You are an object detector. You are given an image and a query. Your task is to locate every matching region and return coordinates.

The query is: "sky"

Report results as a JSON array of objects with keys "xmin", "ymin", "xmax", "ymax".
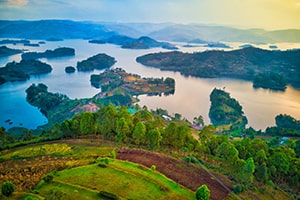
[{"xmin": 0, "ymin": 0, "xmax": 300, "ymax": 30}]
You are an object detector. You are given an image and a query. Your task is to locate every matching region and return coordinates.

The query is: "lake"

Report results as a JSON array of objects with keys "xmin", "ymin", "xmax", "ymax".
[{"xmin": 0, "ymin": 39, "xmax": 300, "ymax": 130}]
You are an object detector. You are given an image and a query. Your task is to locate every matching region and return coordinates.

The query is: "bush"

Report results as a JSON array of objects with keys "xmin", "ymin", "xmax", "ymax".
[
  {"xmin": 43, "ymin": 174, "xmax": 54, "ymax": 183},
  {"xmin": 184, "ymin": 156, "xmax": 191, "ymax": 163},
  {"xmin": 195, "ymin": 184, "xmax": 210, "ymax": 200},
  {"xmin": 98, "ymin": 163, "xmax": 108, "ymax": 168},
  {"xmin": 233, "ymin": 184, "xmax": 244, "ymax": 194},
  {"xmin": 151, "ymin": 165, "xmax": 156, "ymax": 172},
  {"xmin": 1, "ymin": 181, "xmax": 15, "ymax": 197},
  {"xmin": 98, "ymin": 190, "xmax": 119, "ymax": 200}
]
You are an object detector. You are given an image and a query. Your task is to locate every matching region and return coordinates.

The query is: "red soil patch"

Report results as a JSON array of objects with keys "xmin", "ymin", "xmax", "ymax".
[{"xmin": 117, "ymin": 148, "xmax": 232, "ymax": 200}]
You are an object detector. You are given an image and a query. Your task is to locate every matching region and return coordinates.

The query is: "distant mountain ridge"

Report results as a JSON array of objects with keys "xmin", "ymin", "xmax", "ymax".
[{"xmin": 0, "ymin": 20, "xmax": 300, "ymax": 43}]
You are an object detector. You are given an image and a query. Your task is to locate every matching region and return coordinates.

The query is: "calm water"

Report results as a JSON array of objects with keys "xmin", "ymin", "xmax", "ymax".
[{"xmin": 0, "ymin": 40, "xmax": 300, "ymax": 130}]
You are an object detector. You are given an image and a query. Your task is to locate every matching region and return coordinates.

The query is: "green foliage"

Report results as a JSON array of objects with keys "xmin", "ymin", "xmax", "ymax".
[
  {"xmin": 43, "ymin": 174, "xmax": 54, "ymax": 183},
  {"xmin": 1, "ymin": 181, "xmax": 15, "ymax": 197},
  {"xmin": 233, "ymin": 184, "xmax": 244, "ymax": 194},
  {"xmin": 195, "ymin": 184, "xmax": 210, "ymax": 200}
]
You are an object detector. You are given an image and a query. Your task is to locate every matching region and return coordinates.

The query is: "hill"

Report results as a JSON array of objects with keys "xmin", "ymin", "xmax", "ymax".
[{"xmin": 136, "ymin": 47, "xmax": 300, "ymax": 90}]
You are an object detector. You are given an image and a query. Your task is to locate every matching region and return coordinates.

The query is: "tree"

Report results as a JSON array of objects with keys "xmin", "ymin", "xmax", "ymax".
[
  {"xmin": 1, "ymin": 181, "xmax": 15, "ymax": 197},
  {"xmin": 147, "ymin": 129, "xmax": 162, "ymax": 150},
  {"xmin": 80, "ymin": 112, "xmax": 95, "ymax": 135},
  {"xmin": 240, "ymin": 157, "xmax": 255, "ymax": 185},
  {"xmin": 195, "ymin": 184, "xmax": 210, "ymax": 200},
  {"xmin": 255, "ymin": 163, "xmax": 268, "ymax": 183},
  {"xmin": 116, "ymin": 117, "xmax": 130, "ymax": 143},
  {"xmin": 193, "ymin": 115, "xmax": 204, "ymax": 126},
  {"xmin": 132, "ymin": 121, "xmax": 146, "ymax": 146}
]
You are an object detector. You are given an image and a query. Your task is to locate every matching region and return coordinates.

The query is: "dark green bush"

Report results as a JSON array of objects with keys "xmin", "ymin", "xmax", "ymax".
[
  {"xmin": 233, "ymin": 184, "xmax": 244, "ymax": 194},
  {"xmin": 1, "ymin": 181, "xmax": 15, "ymax": 197},
  {"xmin": 43, "ymin": 174, "xmax": 54, "ymax": 183}
]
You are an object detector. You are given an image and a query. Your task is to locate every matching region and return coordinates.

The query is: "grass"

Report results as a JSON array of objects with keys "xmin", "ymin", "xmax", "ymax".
[{"xmin": 36, "ymin": 158, "xmax": 194, "ymax": 200}]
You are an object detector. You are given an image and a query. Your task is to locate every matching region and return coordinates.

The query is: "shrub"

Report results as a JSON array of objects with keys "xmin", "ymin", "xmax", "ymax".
[
  {"xmin": 1, "ymin": 181, "xmax": 15, "ymax": 197},
  {"xmin": 98, "ymin": 163, "xmax": 108, "ymax": 168},
  {"xmin": 110, "ymin": 149, "xmax": 117, "ymax": 159},
  {"xmin": 184, "ymin": 156, "xmax": 191, "ymax": 163},
  {"xmin": 195, "ymin": 184, "xmax": 210, "ymax": 200},
  {"xmin": 233, "ymin": 184, "xmax": 244, "ymax": 194},
  {"xmin": 43, "ymin": 174, "xmax": 54, "ymax": 183},
  {"xmin": 98, "ymin": 190, "xmax": 119, "ymax": 200},
  {"xmin": 151, "ymin": 165, "xmax": 156, "ymax": 172}
]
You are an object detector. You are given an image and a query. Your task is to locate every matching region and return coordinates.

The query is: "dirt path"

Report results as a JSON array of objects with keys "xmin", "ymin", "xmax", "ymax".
[{"xmin": 117, "ymin": 148, "xmax": 232, "ymax": 200}]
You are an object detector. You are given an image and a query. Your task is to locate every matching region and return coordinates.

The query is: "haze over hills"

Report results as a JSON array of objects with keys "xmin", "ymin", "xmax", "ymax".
[{"xmin": 1, "ymin": 20, "xmax": 300, "ymax": 43}]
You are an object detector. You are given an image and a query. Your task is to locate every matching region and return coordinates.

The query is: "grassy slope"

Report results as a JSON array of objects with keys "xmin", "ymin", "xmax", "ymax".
[{"xmin": 35, "ymin": 159, "xmax": 194, "ymax": 200}]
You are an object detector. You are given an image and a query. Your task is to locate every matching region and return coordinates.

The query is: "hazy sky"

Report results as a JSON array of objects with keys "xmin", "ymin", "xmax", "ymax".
[{"xmin": 0, "ymin": 0, "xmax": 300, "ymax": 30}]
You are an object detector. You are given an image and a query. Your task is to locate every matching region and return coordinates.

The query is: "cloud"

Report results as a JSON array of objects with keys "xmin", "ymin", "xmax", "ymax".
[{"xmin": 7, "ymin": 0, "xmax": 28, "ymax": 7}]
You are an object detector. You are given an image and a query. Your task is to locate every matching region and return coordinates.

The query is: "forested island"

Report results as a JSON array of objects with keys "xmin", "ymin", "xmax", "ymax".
[
  {"xmin": 0, "ymin": 59, "xmax": 52, "ymax": 84},
  {"xmin": 209, "ymin": 88, "xmax": 248, "ymax": 132},
  {"xmin": 136, "ymin": 47, "xmax": 300, "ymax": 90},
  {"xmin": 76, "ymin": 53, "xmax": 116, "ymax": 72},
  {"xmin": 21, "ymin": 47, "xmax": 75, "ymax": 60}
]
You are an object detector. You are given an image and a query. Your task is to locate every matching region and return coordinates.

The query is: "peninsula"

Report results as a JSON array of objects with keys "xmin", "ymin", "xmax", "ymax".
[{"xmin": 136, "ymin": 47, "xmax": 300, "ymax": 90}]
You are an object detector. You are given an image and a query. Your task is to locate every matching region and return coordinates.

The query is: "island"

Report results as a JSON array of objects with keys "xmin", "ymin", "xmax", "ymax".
[
  {"xmin": 209, "ymin": 88, "xmax": 248, "ymax": 132},
  {"xmin": 90, "ymin": 68, "xmax": 175, "ymax": 96},
  {"xmin": 0, "ymin": 46, "xmax": 22, "ymax": 57},
  {"xmin": 89, "ymin": 35, "xmax": 178, "ymax": 50},
  {"xmin": 0, "ymin": 59, "xmax": 52, "ymax": 84},
  {"xmin": 253, "ymin": 72, "xmax": 287, "ymax": 91},
  {"xmin": 65, "ymin": 66, "xmax": 76, "ymax": 73},
  {"xmin": 204, "ymin": 42, "xmax": 231, "ymax": 48},
  {"xmin": 136, "ymin": 47, "xmax": 300, "ymax": 90},
  {"xmin": 0, "ymin": 39, "xmax": 30, "ymax": 45},
  {"xmin": 21, "ymin": 47, "xmax": 75, "ymax": 60},
  {"xmin": 76, "ymin": 53, "xmax": 116, "ymax": 72}
]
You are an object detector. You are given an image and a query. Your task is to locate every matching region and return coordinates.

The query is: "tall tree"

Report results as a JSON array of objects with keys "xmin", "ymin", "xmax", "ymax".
[
  {"xmin": 132, "ymin": 121, "xmax": 146, "ymax": 146},
  {"xmin": 116, "ymin": 117, "xmax": 130, "ymax": 143}
]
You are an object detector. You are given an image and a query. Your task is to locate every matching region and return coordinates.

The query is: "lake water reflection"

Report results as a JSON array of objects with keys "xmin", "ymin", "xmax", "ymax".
[{"xmin": 0, "ymin": 39, "xmax": 299, "ymax": 130}]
